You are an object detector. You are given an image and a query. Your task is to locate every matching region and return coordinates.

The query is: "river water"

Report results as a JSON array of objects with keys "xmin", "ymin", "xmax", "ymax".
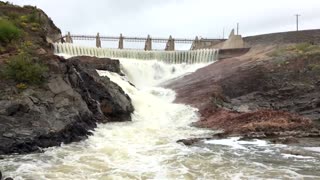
[{"xmin": 1, "ymin": 58, "xmax": 320, "ymax": 179}]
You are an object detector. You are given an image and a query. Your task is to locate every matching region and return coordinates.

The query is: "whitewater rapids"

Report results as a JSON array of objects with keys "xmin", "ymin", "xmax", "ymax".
[{"xmin": 1, "ymin": 58, "xmax": 320, "ymax": 179}]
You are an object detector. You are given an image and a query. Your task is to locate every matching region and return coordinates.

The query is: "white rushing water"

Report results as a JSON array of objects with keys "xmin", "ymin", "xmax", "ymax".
[
  {"xmin": 53, "ymin": 43, "xmax": 219, "ymax": 64},
  {"xmin": 1, "ymin": 51, "xmax": 320, "ymax": 179}
]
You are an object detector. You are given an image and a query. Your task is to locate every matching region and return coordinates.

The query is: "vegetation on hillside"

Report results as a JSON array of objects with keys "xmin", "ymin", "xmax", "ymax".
[
  {"xmin": 269, "ymin": 43, "xmax": 320, "ymax": 72},
  {"xmin": 0, "ymin": 2, "xmax": 49, "ymax": 87},
  {"xmin": 270, "ymin": 43, "xmax": 320, "ymax": 60},
  {"xmin": 2, "ymin": 51, "xmax": 48, "ymax": 85},
  {"xmin": 0, "ymin": 2, "xmax": 42, "ymax": 49},
  {"xmin": 0, "ymin": 18, "xmax": 20, "ymax": 44}
]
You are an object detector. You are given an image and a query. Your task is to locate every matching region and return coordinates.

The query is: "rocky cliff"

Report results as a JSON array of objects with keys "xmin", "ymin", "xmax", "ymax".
[
  {"xmin": 0, "ymin": 2, "xmax": 134, "ymax": 154},
  {"xmin": 0, "ymin": 56, "xmax": 134, "ymax": 154}
]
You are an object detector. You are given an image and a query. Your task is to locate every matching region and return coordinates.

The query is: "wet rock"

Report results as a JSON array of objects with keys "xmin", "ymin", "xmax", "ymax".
[
  {"xmin": 68, "ymin": 56, "xmax": 121, "ymax": 73},
  {"xmin": 0, "ymin": 170, "xmax": 13, "ymax": 180},
  {"xmin": 177, "ymin": 139, "xmax": 197, "ymax": 146},
  {"xmin": 178, "ymin": 134, "xmax": 228, "ymax": 146},
  {"xmin": 270, "ymin": 137, "xmax": 299, "ymax": 144},
  {"xmin": 240, "ymin": 132, "xmax": 267, "ymax": 139},
  {"xmin": 65, "ymin": 57, "xmax": 134, "ymax": 122},
  {"xmin": 177, "ymin": 138, "xmax": 202, "ymax": 146}
]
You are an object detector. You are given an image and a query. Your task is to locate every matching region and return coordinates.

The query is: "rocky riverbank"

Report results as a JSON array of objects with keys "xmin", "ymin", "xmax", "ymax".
[
  {"xmin": 0, "ymin": 55, "xmax": 134, "ymax": 155},
  {"xmin": 0, "ymin": 3, "xmax": 133, "ymax": 155},
  {"xmin": 166, "ymin": 42, "xmax": 320, "ymax": 144}
]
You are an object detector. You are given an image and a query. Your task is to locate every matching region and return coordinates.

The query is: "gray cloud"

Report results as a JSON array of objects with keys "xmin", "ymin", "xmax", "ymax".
[{"xmin": 8, "ymin": 0, "xmax": 320, "ymax": 42}]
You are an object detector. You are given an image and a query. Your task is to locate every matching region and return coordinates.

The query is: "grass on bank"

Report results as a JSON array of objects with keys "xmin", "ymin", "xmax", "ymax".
[
  {"xmin": 269, "ymin": 43, "xmax": 320, "ymax": 68},
  {"xmin": 2, "ymin": 51, "xmax": 48, "ymax": 85},
  {"xmin": 270, "ymin": 43, "xmax": 320, "ymax": 59}
]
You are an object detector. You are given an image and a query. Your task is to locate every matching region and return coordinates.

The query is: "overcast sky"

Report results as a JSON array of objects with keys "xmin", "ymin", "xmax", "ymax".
[{"xmin": 8, "ymin": 0, "xmax": 320, "ymax": 49}]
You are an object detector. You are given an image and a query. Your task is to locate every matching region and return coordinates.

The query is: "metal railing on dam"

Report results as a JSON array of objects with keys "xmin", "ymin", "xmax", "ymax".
[
  {"xmin": 55, "ymin": 32, "xmax": 225, "ymax": 51},
  {"xmin": 54, "ymin": 43, "xmax": 219, "ymax": 64}
]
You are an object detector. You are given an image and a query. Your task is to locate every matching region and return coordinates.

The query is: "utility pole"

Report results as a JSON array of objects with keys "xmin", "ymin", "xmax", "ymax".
[
  {"xmin": 295, "ymin": 14, "xmax": 301, "ymax": 31},
  {"xmin": 237, "ymin": 23, "xmax": 239, "ymax": 35},
  {"xmin": 222, "ymin": 28, "xmax": 225, "ymax": 39}
]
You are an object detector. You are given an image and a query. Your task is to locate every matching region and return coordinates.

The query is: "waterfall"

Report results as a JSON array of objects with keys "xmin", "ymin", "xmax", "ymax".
[{"xmin": 53, "ymin": 43, "xmax": 219, "ymax": 64}]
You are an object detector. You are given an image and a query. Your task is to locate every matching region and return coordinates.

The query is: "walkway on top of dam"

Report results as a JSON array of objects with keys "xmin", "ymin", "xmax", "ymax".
[
  {"xmin": 55, "ymin": 32, "xmax": 226, "ymax": 51},
  {"xmin": 57, "ymin": 34, "xmax": 224, "ymax": 43}
]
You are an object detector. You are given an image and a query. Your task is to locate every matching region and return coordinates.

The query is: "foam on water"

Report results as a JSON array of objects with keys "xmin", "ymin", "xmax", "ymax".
[
  {"xmin": 305, "ymin": 147, "xmax": 320, "ymax": 153},
  {"xmin": 118, "ymin": 58, "xmax": 208, "ymax": 88},
  {"xmin": 204, "ymin": 137, "xmax": 268, "ymax": 150}
]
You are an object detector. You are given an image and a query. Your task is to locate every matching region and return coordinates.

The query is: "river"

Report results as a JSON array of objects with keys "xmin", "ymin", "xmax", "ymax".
[{"xmin": 1, "ymin": 58, "xmax": 320, "ymax": 179}]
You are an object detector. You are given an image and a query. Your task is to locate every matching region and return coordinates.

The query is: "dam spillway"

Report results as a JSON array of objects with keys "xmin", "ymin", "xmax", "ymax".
[{"xmin": 53, "ymin": 43, "xmax": 219, "ymax": 64}]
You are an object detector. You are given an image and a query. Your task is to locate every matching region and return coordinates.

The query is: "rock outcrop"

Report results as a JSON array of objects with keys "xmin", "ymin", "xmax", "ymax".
[
  {"xmin": 0, "ymin": 56, "xmax": 134, "ymax": 155},
  {"xmin": 0, "ymin": 3, "xmax": 134, "ymax": 155},
  {"xmin": 65, "ymin": 56, "xmax": 134, "ymax": 122},
  {"xmin": 166, "ymin": 43, "xmax": 320, "ymax": 142}
]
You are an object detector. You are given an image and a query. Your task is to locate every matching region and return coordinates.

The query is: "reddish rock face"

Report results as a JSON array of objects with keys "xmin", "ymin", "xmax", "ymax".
[
  {"xmin": 166, "ymin": 45, "xmax": 320, "ymax": 138},
  {"xmin": 194, "ymin": 109, "xmax": 313, "ymax": 136}
]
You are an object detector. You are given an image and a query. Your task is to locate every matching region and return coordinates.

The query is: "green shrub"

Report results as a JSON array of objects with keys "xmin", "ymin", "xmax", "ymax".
[
  {"xmin": 0, "ymin": 1, "xmax": 12, "ymax": 6},
  {"xmin": 0, "ymin": 18, "xmax": 20, "ymax": 44},
  {"xmin": 294, "ymin": 43, "xmax": 312, "ymax": 53},
  {"xmin": 28, "ymin": 11, "xmax": 38, "ymax": 23},
  {"xmin": 21, "ymin": 9, "xmax": 39, "ymax": 24},
  {"xmin": 270, "ymin": 43, "xmax": 320, "ymax": 60},
  {"xmin": 19, "ymin": 15, "xmax": 28, "ymax": 22},
  {"xmin": 16, "ymin": 83, "xmax": 28, "ymax": 91},
  {"xmin": 4, "ymin": 12, "xmax": 19, "ymax": 20},
  {"xmin": 2, "ymin": 52, "xmax": 48, "ymax": 84},
  {"xmin": 307, "ymin": 64, "xmax": 320, "ymax": 72}
]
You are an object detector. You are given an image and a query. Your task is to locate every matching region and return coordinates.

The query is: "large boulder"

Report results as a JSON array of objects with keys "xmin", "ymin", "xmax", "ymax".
[
  {"xmin": 65, "ymin": 56, "xmax": 134, "ymax": 122},
  {"xmin": 0, "ymin": 79, "xmax": 95, "ymax": 154}
]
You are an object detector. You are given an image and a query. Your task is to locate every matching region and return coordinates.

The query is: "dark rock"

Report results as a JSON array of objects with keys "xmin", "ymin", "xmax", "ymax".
[
  {"xmin": 0, "ymin": 101, "xmax": 22, "ymax": 116},
  {"xmin": 177, "ymin": 138, "xmax": 201, "ymax": 146},
  {"xmin": 65, "ymin": 57, "xmax": 134, "ymax": 122},
  {"xmin": 68, "ymin": 56, "xmax": 121, "ymax": 74},
  {"xmin": 0, "ymin": 56, "xmax": 134, "ymax": 155},
  {"xmin": 270, "ymin": 137, "xmax": 299, "ymax": 144},
  {"xmin": 6, "ymin": 103, "xmax": 23, "ymax": 116},
  {"xmin": 240, "ymin": 132, "xmax": 267, "ymax": 139},
  {"xmin": 5, "ymin": 178, "xmax": 13, "ymax": 180}
]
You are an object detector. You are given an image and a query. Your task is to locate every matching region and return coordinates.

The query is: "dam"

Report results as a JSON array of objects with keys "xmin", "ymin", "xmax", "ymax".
[{"xmin": 53, "ymin": 43, "xmax": 220, "ymax": 64}]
